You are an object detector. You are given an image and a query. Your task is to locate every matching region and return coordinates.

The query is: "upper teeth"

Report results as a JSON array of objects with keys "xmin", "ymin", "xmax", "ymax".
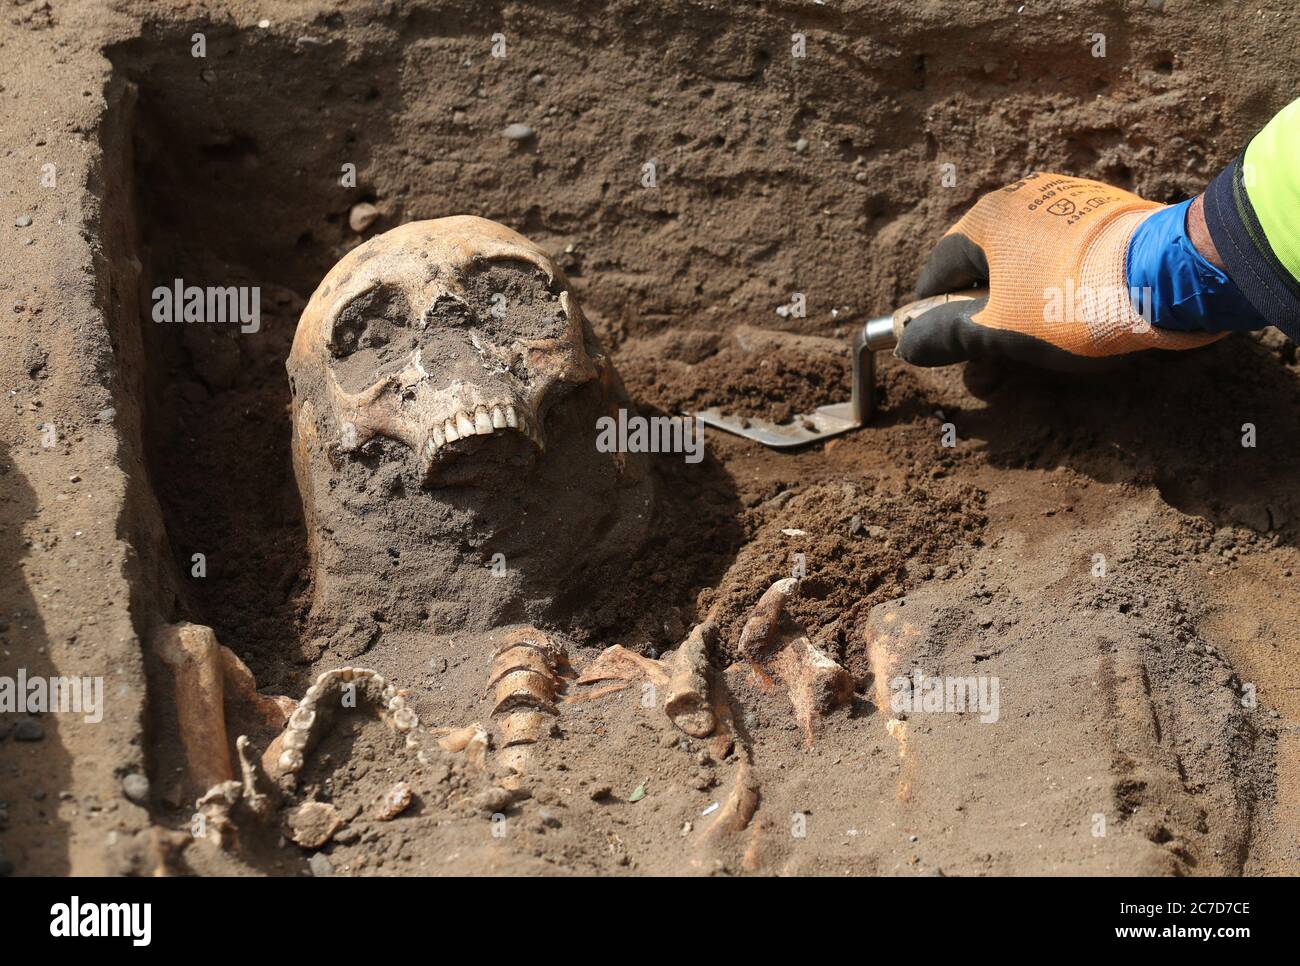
[{"xmin": 425, "ymin": 403, "xmax": 539, "ymax": 459}]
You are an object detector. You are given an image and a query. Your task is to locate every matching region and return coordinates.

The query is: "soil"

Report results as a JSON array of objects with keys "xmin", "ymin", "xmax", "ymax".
[{"xmin": 2, "ymin": 0, "xmax": 1299, "ymax": 877}]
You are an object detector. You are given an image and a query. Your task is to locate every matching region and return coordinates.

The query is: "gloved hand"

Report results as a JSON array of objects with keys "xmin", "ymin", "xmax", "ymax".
[{"xmin": 897, "ymin": 172, "xmax": 1265, "ymax": 370}]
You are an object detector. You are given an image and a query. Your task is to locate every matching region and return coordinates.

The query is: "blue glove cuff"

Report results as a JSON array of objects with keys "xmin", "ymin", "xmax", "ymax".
[{"xmin": 1126, "ymin": 199, "xmax": 1269, "ymax": 333}]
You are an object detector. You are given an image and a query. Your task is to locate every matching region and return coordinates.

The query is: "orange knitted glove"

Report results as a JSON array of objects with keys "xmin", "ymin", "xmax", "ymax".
[{"xmin": 897, "ymin": 173, "xmax": 1225, "ymax": 369}]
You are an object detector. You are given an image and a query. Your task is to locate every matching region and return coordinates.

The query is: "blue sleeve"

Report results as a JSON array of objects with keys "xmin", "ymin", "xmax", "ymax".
[{"xmin": 1125, "ymin": 200, "xmax": 1269, "ymax": 333}]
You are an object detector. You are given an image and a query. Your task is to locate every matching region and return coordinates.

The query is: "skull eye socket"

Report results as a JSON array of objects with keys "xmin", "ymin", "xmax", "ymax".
[
  {"xmin": 327, "ymin": 285, "xmax": 419, "ymax": 394},
  {"xmin": 328, "ymin": 285, "xmax": 412, "ymax": 359},
  {"xmin": 422, "ymin": 260, "xmax": 569, "ymax": 345}
]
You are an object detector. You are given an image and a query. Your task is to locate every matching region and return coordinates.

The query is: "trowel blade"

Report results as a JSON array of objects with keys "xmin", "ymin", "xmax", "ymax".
[{"xmin": 696, "ymin": 401, "xmax": 859, "ymax": 448}]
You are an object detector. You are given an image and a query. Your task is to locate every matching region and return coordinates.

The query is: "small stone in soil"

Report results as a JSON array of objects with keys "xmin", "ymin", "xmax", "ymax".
[
  {"xmin": 308, "ymin": 853, "xmax": 333, "ymax": 876},
  {"xmin": 471, "ymin": 786, "xmax": 516, "ymax": 815},
  {"xmin": 121, "ymin": 773, "xmax": 150, "ymax": 804},
  {"xmin": 538, "ymin": 808, "xmax": 562, "ymax": 828},
  {"xmin": 15, "ymin": 215, "xmax": 32, "ymax": 228},
  {"xmin": 287, "ymin": 801, "xmax": 342, "ymax": 848},
  {"xmin": 13, "ymin": 718, "xmax": 44, "ymax": 741},
  {"xmin": 348, "ymin": 202, "xmax": 379, "ymax": 233},
  {"xmin": 502, "ymin": 123, "xmax": 534, "ymax": 141},
  {"xmin": 374, "ymin": 780, "xmax": 413, "ymax": 820}
]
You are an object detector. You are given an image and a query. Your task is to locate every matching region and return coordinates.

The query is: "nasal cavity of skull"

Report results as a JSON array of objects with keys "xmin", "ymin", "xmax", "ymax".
[
  {"xmin": 424, "ymin": 261, "xmax": 567, "ymax": 381},
  {"xmin": 328, "ymin": 285, "xmax": 417, "ymax": 393}
]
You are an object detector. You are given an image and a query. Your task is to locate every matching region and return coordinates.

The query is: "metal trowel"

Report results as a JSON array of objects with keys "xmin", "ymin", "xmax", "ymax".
[{"xmin": 695, "ymin": 288, "xmax": 988, "ymax": 448}]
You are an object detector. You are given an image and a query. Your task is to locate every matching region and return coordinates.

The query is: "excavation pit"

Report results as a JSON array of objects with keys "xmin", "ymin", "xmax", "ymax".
[{"xmin": 3, "ymin": 1, "xmax": 1298, "ymax": 877}]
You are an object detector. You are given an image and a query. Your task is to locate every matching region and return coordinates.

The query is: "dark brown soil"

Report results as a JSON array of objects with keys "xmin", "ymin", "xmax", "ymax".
[{"xmin": 2, "ymin": 0, "xmax": 1299, "ymax": 877}]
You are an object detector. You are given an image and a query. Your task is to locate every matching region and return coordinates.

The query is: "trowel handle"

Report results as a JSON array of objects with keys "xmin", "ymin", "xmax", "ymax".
[
  {"xmin": 850, "ymin": 288, "xmax": 990, "ymax": 425},
  {"xmin": 860, "ymin": 287, "xmax": 991, "ymax": 351}
]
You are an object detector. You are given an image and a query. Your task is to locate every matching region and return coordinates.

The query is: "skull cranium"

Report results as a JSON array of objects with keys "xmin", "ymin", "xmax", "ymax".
[
  {"xmin": 287, "ymin": 216, "xmax": 653, "ymax": 638},
  {"xmin": 288, "ymin": 216, "xmax": 600, "ymax": 487}
]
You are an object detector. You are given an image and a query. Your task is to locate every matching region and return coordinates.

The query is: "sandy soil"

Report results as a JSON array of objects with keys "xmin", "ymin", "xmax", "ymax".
[{"xmin": 1, "ymin": 0, "xmax": 1298, "ymax": 876}]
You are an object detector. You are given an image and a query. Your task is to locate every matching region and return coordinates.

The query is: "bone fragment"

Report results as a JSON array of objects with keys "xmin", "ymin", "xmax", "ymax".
[
  {"xmin": 740, "ymin": 579, "xmax": 853, "ymax": 743},
  {"xmin": 488, "ymin": 628, "xmax": 565, "ymax": 771},
  {"xmin": 738, "ymin": 577, "xmax": 799, "ymax": 661},
  {"xmin": 664, "ymin": 622, "xmax": 718, "ymax": 738},
  {"xmin": 286, "ymin": 801, "xmax": 341, "ymax": 849}
]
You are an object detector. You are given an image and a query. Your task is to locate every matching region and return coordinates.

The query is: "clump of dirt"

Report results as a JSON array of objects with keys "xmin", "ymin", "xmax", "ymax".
[
  {"xmin": 621, "ymin": 328, "xmax": 853, "ymax": 425},
  {"xmin": 702, "ymin": 480, "xmax": 987, "ymax": 672}
]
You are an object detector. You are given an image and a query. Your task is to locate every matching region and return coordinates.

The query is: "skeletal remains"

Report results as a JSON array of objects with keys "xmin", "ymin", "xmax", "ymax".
[{"xmin": 150, "ymin": 216, "xmax": 856, "ymax": 866}]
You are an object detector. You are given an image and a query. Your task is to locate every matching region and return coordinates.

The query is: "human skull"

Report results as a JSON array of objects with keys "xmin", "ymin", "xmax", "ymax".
[
  {"xmin": 288, "ymin": 216, "xmax": 603, "ymax": 487},
  {"xmin": 286, "ymin": 216, "xmax": 652, "ymax": 638}
]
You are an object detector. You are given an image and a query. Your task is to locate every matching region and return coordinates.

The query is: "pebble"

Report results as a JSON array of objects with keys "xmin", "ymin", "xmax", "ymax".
[
  {"xmin": 502, "ymin": 123, "xmax": 534, "ymax": 141},
  {"xmin": 308, "ymin": 853, "xmax": 333, "ymax": 876},
  {"xmin": 374, "ymin": 781, "xmax": 413, "ymax": 820},
  {"xmin": 471, "ymin": 786, "xmax": 516, "ymax": 814},
  {"xmin": 95, "ymin": 407, "xmax": 116, "ymax": 423},
  {"xmin": 348, "ymin": 202, "xmax": 379, "ymax": 233},
  {"xmin": 13, "ymin": 718, "xmax": 43, "ymax": 742},
  {"xmin": 538, "ymin": 808, "xmax": 562, "ymax": 828},
  {"xmin": 589, "ymin": 784, "xmax": 612, "ymax": 801},
  {"xmin": 121, "ymin": 773, "xmax": 150, "ymax": 804},
  {"xmin": 794, "ymin": 138, "xmax": 809, "ymax": 153},
  {"xmin": 14, "ymin": 215, "xmax": 32, "ymax": 228},
  {"xmin": 286, "ymin": 801, "xmax": 342, "ymax": 848}
]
